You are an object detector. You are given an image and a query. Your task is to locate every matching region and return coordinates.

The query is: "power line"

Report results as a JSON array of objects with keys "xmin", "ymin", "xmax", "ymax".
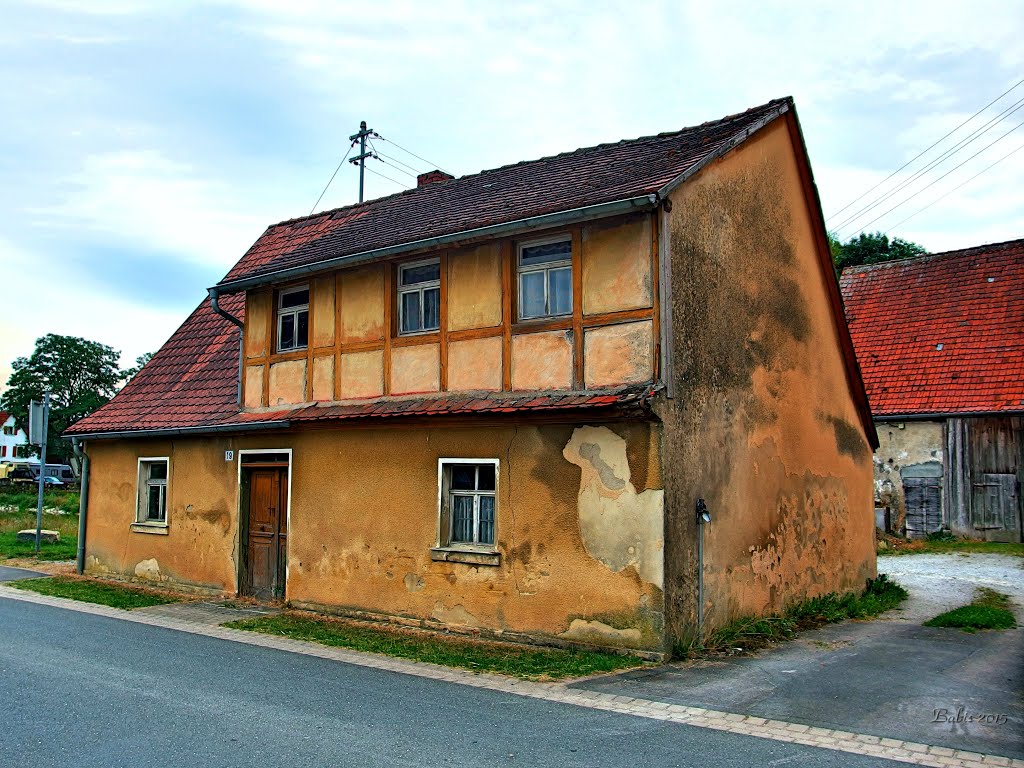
[
  {"xmin": 847, "ymin": 119, "xmax": 1024, "ymax": 234},
  {"xmin": 364, "ymin": 164, "xmax": 409, "ymax": 189},
  {"xmin": 886, "ymin": 140, "xmax": 1024, "ymax": 233},
  {"xmin": 370, "ymin": 144, "xmax": 424, "ymax": 175},
  {"xmin": 309, "ymin": 140, "xmax": 356, "ymax": 215},
  {"xmin": 373, "ymin": 155, "xmax": 418, "ymax": 178},
  {"xmin": 833, "ymin": 95, "xmax": 1024, "ymax": 234},
  {"xmin": 374, "ymin": 133, "xmax": 450, "ymax": 175},
  {"xmin": 827, "ymin": 76, "xmax": 1024, "ymax": 221}
]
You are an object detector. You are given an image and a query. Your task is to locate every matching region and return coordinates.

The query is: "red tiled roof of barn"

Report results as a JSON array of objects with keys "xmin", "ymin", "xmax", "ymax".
[
  {"xmin": 218, "ymin": 98, "xmax": 792, "ymax": 288},
  {"xmin": 840, "ymin": 238, "xmax": 1024, "ymax": 417}
]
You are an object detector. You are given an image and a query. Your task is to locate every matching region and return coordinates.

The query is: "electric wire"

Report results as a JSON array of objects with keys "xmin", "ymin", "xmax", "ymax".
[
  {"xmin": 848, "ymin": 119, "xmax": 1024, "ymax": 234},
  {"xmin": 374, "ymin": 132, "xmax": 450, "ymax": 175},
  {"xmin": 309, "ymin": 140, "xmax": 357, "ymax": 215},
  {"xmin": 833, "ymin": 94, "xmax": 1024, "ymax": 234},
  {"xmin": 374, "ymin": 155, "xmax": 418, "ymax": 178},
  {"xmin": 368, "ymin": 141, "xmax": 424, "ymax": 175},
  {"xmin": 886, "ymin": 140, "xmax": 1024, "ymax": 233},
  {"xmin": 827, "ymin": 76, "xmax": 1024, "ymax": 221},
  {"xmin": 364, "ymin": 164, "xmax": 409, "ymax": 189}
]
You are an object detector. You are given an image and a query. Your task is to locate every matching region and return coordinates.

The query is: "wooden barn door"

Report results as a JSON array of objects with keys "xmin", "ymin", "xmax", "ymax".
[
  {"xmin": 967, "ymin": 417, "xmax": 1022, "ymax": 543},
  {"xmin": 242, "ymin": 467, "xmax": 289, "ymax": 600}
]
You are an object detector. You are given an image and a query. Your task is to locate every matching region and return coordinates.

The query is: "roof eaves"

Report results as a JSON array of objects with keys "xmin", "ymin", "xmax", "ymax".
[
  {"xmin": 212, "ymin": 193, "xmax": 659, "ymax": 295},
  {"xmin": 64, "ymin": 420, "xmax": 291, "ymax": 441},
  {"xmin": 655, "ymin": 100, "xmax": 791, "ymax": 200}
]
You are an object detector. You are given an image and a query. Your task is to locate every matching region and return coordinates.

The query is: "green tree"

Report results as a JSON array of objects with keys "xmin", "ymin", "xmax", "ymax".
[
  {"xmin": 1, "ymin": 335, "xmax": 122, "ymax": 463},
  {"xmin": 121, "ymin": 352, "xmax": 154, "ymax": 383},
  {"xmin": 831, "ymin": 231, "xmax": 928, "ymax": 274}
]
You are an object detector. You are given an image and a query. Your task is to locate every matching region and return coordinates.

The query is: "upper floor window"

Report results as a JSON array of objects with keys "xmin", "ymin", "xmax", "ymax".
[
  {"xmin": 398, "ymin": 259, "xmax": 440, "ymax": 335},
  {"xmin": 277, "ymin": 286, "xmax": 309, "ymax": 352},
  {"xmin": 2, "ymin": 426, "xmax": 13, "ymax": 435},
  {"xmin": 518, "ymin": 237, "xmax": 572, "ymax": 320}
]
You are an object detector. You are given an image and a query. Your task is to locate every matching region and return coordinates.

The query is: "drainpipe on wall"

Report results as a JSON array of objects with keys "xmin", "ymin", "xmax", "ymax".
[
  {"xmin": 72, "ymin": 437, "xmax": 89, "ymax": 575},
  {"xmin": 208, "ymin": 288, "xmax": 246, "ymax": 405},
  {"xmin": 696, "ymin": 498, "xmax": 712, "ymax": 644}
]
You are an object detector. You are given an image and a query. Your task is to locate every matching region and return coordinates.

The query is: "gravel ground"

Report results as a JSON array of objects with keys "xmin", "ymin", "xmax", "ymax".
[{"xmin": 878, "ymin": 553, "xmax": 1024, "ymax": 622}]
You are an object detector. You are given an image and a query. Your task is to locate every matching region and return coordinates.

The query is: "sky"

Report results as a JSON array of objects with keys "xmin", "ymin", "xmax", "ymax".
[{"xmin": 2, "ymin": 0, "xmax": 1022, "ymax": 390}]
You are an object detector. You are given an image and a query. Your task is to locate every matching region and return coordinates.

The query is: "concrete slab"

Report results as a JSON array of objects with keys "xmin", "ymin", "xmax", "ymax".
[
  {"xmin": 572, "ymin": 553, "xmax": 1024, "ymax": 760},
  {"xmin": 0, "ymin": 565, "xmax": 50, "ymax": 582}
]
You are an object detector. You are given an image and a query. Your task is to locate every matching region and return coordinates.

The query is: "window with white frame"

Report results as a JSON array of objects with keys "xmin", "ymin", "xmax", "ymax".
[
  {"xmin": 277, "ymin": 285, "xmax": 309, "ymax": 352},
  {"xmin": 137, "ymin": 459, "xmax": 168, "ymax": 524},
  {"xmin": 398, "ymin": 259, "xmax": 440, "ymax": 335},
  {"xmin": 439, "ymin": 460, "xmax": 497, "ymax": 548},
  {"xmin": 518, "ymin": 236, "xmax": 572, "ymax": 320}
]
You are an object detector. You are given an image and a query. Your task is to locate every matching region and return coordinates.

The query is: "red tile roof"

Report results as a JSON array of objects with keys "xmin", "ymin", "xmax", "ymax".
[
  {"xmin": 840, "ymin": 238, "xmax": 1024, "ymax": 417},
  {"xmin": 66, "ymin": 294, "xmax": 246, "ymax": 435},
  {"xmin": 218, "ymin": 98, "xmax": 791, "ymax": 288}
]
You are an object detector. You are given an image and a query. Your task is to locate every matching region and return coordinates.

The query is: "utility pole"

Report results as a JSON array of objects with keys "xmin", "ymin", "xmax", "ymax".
[{"xmin": 348, "ymin": 120, "xmax": 373, "ymax": 203}]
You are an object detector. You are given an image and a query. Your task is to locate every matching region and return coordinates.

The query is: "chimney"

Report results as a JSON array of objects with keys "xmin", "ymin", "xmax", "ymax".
[{"xmin": 417, "ymin": 169, "xmax": 454, "ymax": 188}]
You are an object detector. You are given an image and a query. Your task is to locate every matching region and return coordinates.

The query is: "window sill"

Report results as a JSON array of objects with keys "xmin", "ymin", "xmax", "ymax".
[
  {"xmin": 430, "ymin": 547, "xmax": 500, "ymax": 567},
  {"xmin": 130, "ymin": 522, "xmax": 169, "ymax": 535}
]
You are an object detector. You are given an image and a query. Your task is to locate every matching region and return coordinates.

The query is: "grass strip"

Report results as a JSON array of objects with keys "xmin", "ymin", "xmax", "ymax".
[
  {"xmin": 0, "ymin": 489, "xmax": 80, "ymax": 516},
  {"xmin": 10, "ymin": 576, "xmax": 182, "ymax": 610},
  {"xmin": 225, "ymin": 613, "xmax": 646, "ymax": 681},
  {"xmin": 923, "ymin": 587, "xmax": 1017, "ymax": 632},
  {"xmin": 679, "ymin": 574, "xmax": 909, "ymax": 657},
  {"xmin": 878, "ymin": 534, "xmax": 1024, "ymax": 557},
  {"xmin": 0, "ymin": 531, "xmax": 77, "ymax": 561}
]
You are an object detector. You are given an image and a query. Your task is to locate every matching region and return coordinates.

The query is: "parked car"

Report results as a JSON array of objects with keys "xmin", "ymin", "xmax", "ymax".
[{"xmin": 42, "ymin": 476, "xmax": 65, "ymax": 487}]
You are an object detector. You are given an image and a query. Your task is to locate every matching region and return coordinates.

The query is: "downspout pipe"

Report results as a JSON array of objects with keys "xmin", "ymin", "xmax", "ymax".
[
  {"xmin": 72, "ymin": 437, "xmax": 89, "ymax": 575},
  {"xmin": 208, "ymin": 288, "xmax": 245, "ymax": 405}
]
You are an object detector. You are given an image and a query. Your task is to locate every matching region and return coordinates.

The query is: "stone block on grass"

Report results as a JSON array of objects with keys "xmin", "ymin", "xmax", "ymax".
[{"xmin": 16, "ymin": 529, "xmax": 60, "ymax": 543}]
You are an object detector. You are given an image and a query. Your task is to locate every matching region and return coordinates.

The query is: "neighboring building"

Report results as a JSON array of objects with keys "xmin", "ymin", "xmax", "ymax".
[
  {"xmin": 841, "ymin": 239, "xmax": 1023, "ymax": 542},
  {"xmin": 0, "ymin": 412, "xmax": 28, "ymax": 461},
  {"xmin": 67, "ymin": 97, "xmax": 877, "ymax": 655}
]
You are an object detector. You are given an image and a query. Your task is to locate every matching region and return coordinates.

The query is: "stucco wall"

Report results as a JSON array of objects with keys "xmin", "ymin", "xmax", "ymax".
[
  {"xmin": 658, "ymin": 115, "xmax": 876, "ymax": 644},
  {"xmin": 873, "ymin": 420, "xmax": 944, "ymax": 534},
  {"xmin": 82, "ymin": 421, "xmax": 666, "ymax": 651}
]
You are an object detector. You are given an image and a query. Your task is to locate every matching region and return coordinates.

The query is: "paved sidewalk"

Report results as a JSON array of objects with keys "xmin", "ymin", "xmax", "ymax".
[
  {"xmin": 134, "ymin": 599, "xmax": 281, "ymax": 626},
  {"xmin": 2, "ymin": 584, "xmax": 1019, "ymax": 768}
]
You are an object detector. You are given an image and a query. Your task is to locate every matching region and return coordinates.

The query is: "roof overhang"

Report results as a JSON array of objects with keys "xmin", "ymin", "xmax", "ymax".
[
  {"xmin": 212, "ymin": 193, "xmax": 660, "ymax": 295},
  {"xmin": 874, "ymin": 410, "xmax": 1024, "ymax": 422},
  {"xmin": 64, "ymin": 420, "xmax": 290, "ymax": 441}
]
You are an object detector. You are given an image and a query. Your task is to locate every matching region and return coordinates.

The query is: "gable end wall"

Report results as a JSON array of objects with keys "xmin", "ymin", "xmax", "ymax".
[{"xmin": 657, "ymin": 115, "xmax": 876, "ymax": 645}]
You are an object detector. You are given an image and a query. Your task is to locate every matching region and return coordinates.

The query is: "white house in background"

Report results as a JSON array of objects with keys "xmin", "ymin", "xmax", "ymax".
[{"xmin": 0, "ymin": 411, "xmax": 28, "ymax": 461}]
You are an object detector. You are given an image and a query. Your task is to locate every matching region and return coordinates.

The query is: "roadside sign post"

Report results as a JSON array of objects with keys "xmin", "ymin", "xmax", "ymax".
[{"xmin": 29, "ymin": 394, "xmax": 51, "ymax": 554}]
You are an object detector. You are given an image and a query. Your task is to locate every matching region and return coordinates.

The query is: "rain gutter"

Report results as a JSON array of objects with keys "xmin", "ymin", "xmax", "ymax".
[
  {"xmin": 64, "ymin": 420, "xmax": 290, "ymax": 441},
  {"xmin": 208, "ymin": 289, "xmax": 246, "ymax": 405}
]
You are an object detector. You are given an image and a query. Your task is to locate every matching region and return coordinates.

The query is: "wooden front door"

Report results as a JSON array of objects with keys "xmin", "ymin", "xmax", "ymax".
[{"xmin": 243, "ymin": 468, "xmax": 288, "ymax": 600}]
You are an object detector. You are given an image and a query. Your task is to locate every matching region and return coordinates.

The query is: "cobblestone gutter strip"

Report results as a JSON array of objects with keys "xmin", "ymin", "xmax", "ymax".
[{"xmin": 3, "ymin": 586, "xmax": 1020, "ymax": 768}]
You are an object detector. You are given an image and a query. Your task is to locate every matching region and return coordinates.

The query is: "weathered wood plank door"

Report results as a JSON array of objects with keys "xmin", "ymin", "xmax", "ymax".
[
  {"xmin": 244, "ymin": 468, "xmax": 288, "ymax": 600},
  {"xmin": 967, "ymin": 417, "xmax": 1023, "ymax": 543},
  {"xmin": 904, "ymin": 477, "xmax": 942, "ymax": 539}
]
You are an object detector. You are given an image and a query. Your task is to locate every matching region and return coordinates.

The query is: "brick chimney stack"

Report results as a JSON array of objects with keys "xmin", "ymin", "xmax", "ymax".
[{"xmin": 417, "ymin": 170, "xmax": 455, "ymax": 187}]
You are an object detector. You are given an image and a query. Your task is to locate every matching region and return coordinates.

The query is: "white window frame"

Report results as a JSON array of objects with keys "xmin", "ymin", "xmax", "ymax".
[
  {"xmin": 397, "ymin": 258, "xmax": 441, "ymax": 336},
  {"xmin": 517, "ymin": 234, "xmax": 572, "ymax": 321},
  {"xmin": 133, "ymin": 457, "xmax": 169, "ymax": 532},
  {"xmin": 276, "ymin": 285, "xmax": 309, "ymax": 353},
  {"xmin": 435, "ymin": 458, "xmax": 499, "ymax": 552}
]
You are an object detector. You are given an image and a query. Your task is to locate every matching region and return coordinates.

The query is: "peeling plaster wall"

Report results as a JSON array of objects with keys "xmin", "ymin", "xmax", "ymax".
[
  {"xmin": 658, "ymin": 117, "xmax": 875, "ymax": 644},
  {"xmin": 82, "ymin": 421, "xmax": 666, "ymax": 651},
  {"xmin": 83, "ymin": 439, "xmax": 240, "ymax": 593},
  {"xmin": 873, "ymin": 420, "xmax": 945, "ymax": 534}
]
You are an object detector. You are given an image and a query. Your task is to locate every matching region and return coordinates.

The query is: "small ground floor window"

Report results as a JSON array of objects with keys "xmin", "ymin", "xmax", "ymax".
[
  {"xmin": 438, "ymin": 460, "xmax": 498, "ymax": 548},
  {"xmin": 137, "ymin": 458, "xmax": 169, "ymax": 525}
]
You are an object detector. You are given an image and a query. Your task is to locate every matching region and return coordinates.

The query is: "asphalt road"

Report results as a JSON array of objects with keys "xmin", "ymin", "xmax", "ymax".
[{"xmin": 0, "ymin": 598, "xmax": 898, "ymax": 768}]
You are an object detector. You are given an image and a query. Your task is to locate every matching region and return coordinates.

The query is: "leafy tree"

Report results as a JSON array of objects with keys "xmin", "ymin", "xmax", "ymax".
[
  {"xmin": 1, "ymin": 335, "xmax": 122, "ymax": 463},
  {"xmin": 831, "ymin": 231, "xmax": 928, "ymax": 274},
  {"xmin": 121, "ymin": 352, "xmax": 154, "ymax": 383}
]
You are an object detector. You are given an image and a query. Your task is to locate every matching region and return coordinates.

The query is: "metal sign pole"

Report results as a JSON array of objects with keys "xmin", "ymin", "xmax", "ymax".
[{"xmin": 34, "ymin": 393, "xmax": 50, "ymax": 553}]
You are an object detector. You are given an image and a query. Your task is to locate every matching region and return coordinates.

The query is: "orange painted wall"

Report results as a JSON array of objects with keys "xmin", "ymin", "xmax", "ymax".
[
  {"xmin": 659, "ymin": 115, "xmax": 876, "ymax": 642},
  {"xmin": 82, "ymin": 421, "xmax": 666, "ymax": 652}
]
